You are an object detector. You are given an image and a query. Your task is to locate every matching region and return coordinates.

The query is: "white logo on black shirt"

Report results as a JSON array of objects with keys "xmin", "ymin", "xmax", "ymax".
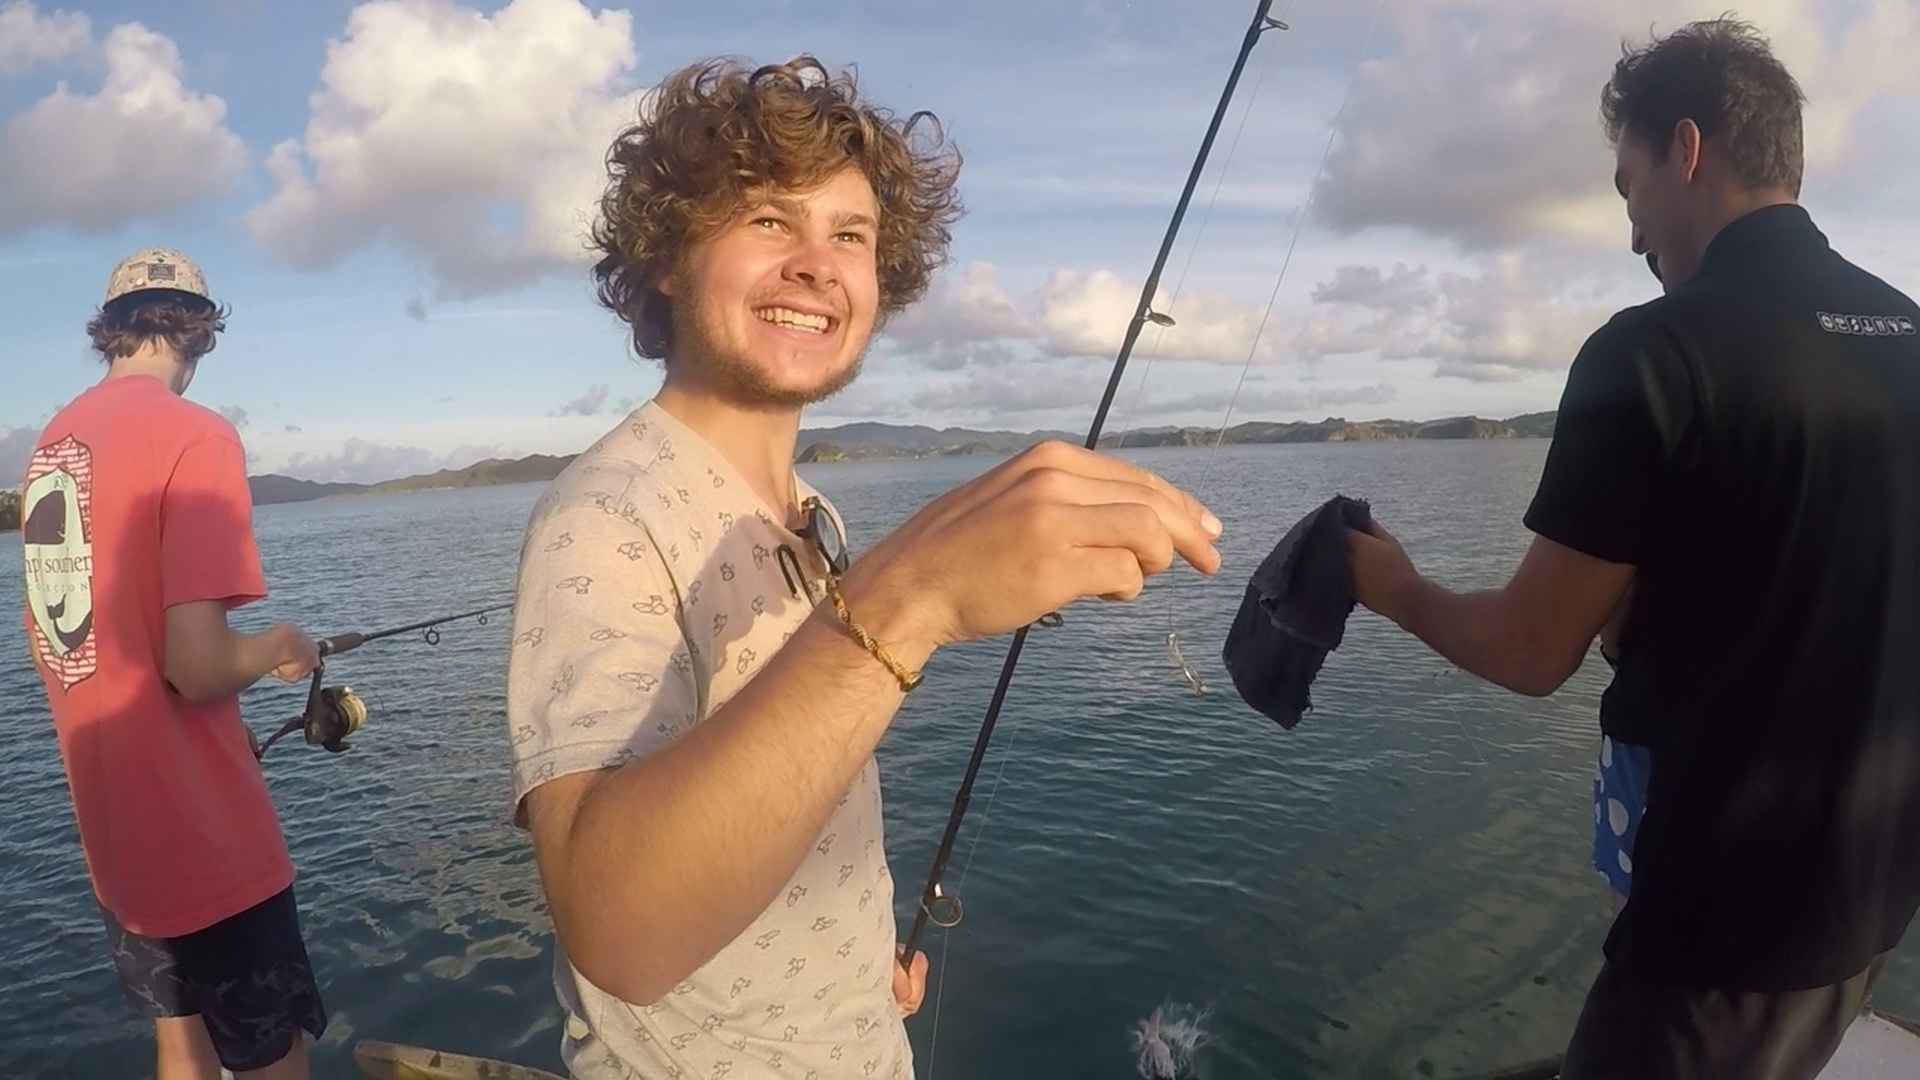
[{"xmin": 1817, "ymin": 311, "xmax": 1917, "ymax": 336}]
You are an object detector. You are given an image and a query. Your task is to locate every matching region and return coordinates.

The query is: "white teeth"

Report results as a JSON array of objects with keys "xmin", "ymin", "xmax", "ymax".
[{"xmin": 755, "ymin": 306, "xmax": 830, "ymax": 334}]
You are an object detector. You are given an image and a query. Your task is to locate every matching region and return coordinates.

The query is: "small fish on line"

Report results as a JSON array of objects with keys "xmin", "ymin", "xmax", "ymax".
[{"xmin": 1168, "ymin": 632, "xmax": 1206, "ymax": 696}]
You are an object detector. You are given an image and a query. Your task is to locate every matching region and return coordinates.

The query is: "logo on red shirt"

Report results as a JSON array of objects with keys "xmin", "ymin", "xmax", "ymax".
[{"xmin": 24, "ymin": 435, "xmax": 98, "ymax": 690}]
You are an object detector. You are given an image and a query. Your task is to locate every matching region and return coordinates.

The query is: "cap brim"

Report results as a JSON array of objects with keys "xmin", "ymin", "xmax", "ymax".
[{"xmin": 104, "ymin": 288, "xmax": 216, "ymax": 313}]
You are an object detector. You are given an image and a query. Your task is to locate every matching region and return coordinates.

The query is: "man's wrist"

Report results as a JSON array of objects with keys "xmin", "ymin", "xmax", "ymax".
[
  {"xmin": 259, "ymin": 623, "xmax": 304, "ymax": 674},
  {"xmin": 1379, "ymin": 572, "xmax": 1431, "ymax": 630},
  {"xmin": 263, "ymin": 623, "xmax": 295, "ymax": 663},
  {"xmin": 830, "ymin": 565, "xmax": 939, "ymax": 677}
]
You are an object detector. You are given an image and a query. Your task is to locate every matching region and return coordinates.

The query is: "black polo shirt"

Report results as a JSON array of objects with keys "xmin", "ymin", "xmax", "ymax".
[{"xmin": 1525, "ymin": 204, "xmax": 1920, "ymax": 991}]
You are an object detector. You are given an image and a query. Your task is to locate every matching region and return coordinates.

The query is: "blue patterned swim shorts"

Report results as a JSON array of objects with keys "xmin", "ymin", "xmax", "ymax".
[{"xmin": 1593, "ymin": 734, "xmax": 1652, "ymax": 897}]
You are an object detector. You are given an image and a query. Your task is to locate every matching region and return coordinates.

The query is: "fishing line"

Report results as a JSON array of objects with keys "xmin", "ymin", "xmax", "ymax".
[
  {"xmin": 1111, "ymin": 45, "xmax": 1275, "ymax": 696},
  {"xmin": 1165, "ymin": 0, "xmax": 1487, "ymax": 771},
  {"xmin": 923, "ymin": 600, "xmax": 1057, "ymax": 1079},
  {"xmin": 1112, "ymin": 55, "xmax": 1274, "ymax": 453},
  {"xmin": 1147, "ymin": 0, "xmax": 1389, "ymax": 707},
  {"xmin": 902, "ymin": 0, "xmax": 1294, "ymax": 1014},
  {"xmin": 921, "ymin": 668, "xmax": 1031, "ymax": 1080},
  {"xmin": 926, "ymin": 903, "xmax": 954, "ymax": 1074},
  {"xmin": 1429, "ymin": 669, "xmax": 1492, "ymax": 768},
  {"xmin": 923, "ymin": 44, "xmax": 1283, "ymax": 1067},
  {"xmin": 1103, "ymin": 0, "xmax": 1390, "ymax": 706},
  {"xmin": 1196, "ymin": 0, "xmax": 1387, "ymax": 497}
]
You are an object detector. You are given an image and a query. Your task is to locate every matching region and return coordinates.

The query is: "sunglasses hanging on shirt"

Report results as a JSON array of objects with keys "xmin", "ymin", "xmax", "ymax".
[
  {"xmin": 777, "ymin": 497, "xmax": 846, "ymax": 600},
  {"xmin": 775, "ymin": 494, "xmax": 1064, "ymax": 630}
]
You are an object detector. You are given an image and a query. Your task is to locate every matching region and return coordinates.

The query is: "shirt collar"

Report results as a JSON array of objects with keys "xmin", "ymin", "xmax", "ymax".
[{"xmin": 1696, "ymin": 203, "xmax": 1827, "ymax": 281}]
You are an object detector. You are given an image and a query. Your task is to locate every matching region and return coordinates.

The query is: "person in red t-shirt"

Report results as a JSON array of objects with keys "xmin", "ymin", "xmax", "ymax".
[{"xmin": 22, "ymin": 248, "xmax": 328, "ymax": 1079}]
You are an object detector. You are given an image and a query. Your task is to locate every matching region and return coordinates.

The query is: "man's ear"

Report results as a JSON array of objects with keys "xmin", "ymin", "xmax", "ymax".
[{"xmin": 1672, "ymin": 118, "xmax": 1704, "ymax": 184}]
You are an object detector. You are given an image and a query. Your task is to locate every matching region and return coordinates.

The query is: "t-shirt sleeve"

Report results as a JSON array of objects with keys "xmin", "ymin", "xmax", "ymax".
[
  {"xmin": 1523, "ymin": 313, "xmax": 1694, "ymax": 565},
  {"xmin": 160, "ymin": 432, "xmax": 267, "ymax": 610},
  {"xmin": 504, "ymin": 484, "xmax": 702, "ymax": 826}
]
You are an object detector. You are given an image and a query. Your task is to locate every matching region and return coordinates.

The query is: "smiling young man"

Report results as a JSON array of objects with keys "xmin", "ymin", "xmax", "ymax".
[
  {"xmin": 505, "ymin": 57, "xmax": 1222, "ymax": 1079},
  {"xmin": 1345, "ymin": 19, "xmax": 1920, "ymax": 1078}
]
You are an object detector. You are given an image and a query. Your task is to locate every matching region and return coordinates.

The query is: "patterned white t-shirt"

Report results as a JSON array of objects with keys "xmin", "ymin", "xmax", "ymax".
[{"xmin": 505, "ymin": 401, "xmax": 910, "ymax": 1080}]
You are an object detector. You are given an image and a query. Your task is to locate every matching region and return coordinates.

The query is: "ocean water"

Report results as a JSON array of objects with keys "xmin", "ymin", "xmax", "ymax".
[{"xmin": 2, "ymin": 440, "xmax": 1914, "ymax": 1078}]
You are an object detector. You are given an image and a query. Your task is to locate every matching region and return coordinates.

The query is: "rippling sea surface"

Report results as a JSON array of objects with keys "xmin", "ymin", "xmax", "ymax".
[{"xmin": 3, "ymin": 440, "xmax": 1914, "ymax": 1078}]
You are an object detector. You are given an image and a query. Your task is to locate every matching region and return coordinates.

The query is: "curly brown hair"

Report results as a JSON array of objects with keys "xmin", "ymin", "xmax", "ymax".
[
  {"xmin": 591, "ymin": 55, "xmax": 964, "ymax": 360},
  {"xmin": 86, "ymin": 293, "xmax": 228, "ymax": 364},
  {"xmin": 1601, "ymin": 17, "xmax": 1806, "ymax": 196}
]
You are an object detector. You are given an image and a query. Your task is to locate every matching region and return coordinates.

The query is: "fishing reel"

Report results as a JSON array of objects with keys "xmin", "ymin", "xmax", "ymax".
[
  {"xmin": 255, "ymin": 665, "xmax": 368, "ymax": 758},
  {"xmin": 302, "ymin": 679, "xmax": 368, "ymax": 753}
]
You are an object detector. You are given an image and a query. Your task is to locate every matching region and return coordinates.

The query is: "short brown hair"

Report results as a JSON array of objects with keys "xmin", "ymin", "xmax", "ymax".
[
  {"xmin": 1601, "ymin": 17, "xmax": 1807, "ymax": 196},
  {"xmin": 86, "ymin": 293, "xmax": 228, "ymax": 364},
  {"xmin": 590, "ymin": 55, "xmax": 963, "ymax": 359}
]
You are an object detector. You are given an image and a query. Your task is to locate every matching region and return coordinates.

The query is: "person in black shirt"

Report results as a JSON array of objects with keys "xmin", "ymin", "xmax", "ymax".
[{"xmin": 1345, "ymin": 18, "xmax": 1920, "ymax": 1078}]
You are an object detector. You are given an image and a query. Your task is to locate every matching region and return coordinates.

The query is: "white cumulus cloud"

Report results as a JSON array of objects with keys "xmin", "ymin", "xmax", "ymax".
[
  {"xmin": 277, "ymin": 438, "xmax": 511, "ymax": 485},
  {"xmin": 1301, "ymin": 254, "xmax": 1618, "ymax": 382},
  {"xmin": 0, "ymin": 1, "xmax": 89, "ymax": 75},
  {"xmin": 1, "ymin": 423, "xmax": 40, "ymax": 481},
  {"xmin": 1039, "ymin": 268, "xmax": 1276, "ymax": 364},
  {"xmin": 878, "ymin": 261, "xmax": 1035, "ymax": 370},
  {"xmin": 869, "ymin": 260, "xmax": 1284, "ymax": 371},
  {"xmin": 1312, "ymin": 0, "xmax": 1920, "ymax": 250},
  {"xmin": 552, "ymin": 383, "xmax": 611, "ymax": 417},
  {"xmin": 246, "ymin": 0, "xmax": 641, "ymax": 298},
  {"xmin": 883, "ymin": 261, "xmax": 1032, "ymax": 344},
  {"xmin": 0, "ymin": 21, "xmax": 246, "ymax": 235}
]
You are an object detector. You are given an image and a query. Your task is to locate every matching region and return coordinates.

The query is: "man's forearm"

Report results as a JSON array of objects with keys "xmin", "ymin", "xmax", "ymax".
[
  {"xmin": 545, "ymin": 590, "xmax": 928, "ymax": 1003},
  {"xmin": 168, "ymin": 622, "xmax": 292, "ymax": 702},
  {"xmin": 1386, "ymin": 577, "xmax": 1574, "ymax": 697}
]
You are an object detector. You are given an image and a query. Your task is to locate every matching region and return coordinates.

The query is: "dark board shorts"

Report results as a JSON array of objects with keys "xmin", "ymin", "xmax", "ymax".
[
  {"xmin": 1561, "ymin": 949, "xmax": 1891, "ymax": 1080},
  {"xmin": 99, "ymin": 885, "xmax": 328, "ymax": 1071}
]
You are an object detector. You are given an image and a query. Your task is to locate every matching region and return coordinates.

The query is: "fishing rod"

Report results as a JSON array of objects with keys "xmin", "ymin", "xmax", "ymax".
[
  {"xmin": 317, "ymin": 602, "xmax": 514, "ymax": 656},
  {"xmin": 899, "ymin": 0, "xmax": 1290, "ymax": 969},
  {"xmin": 254, "ymin": 601, "xmax": 514, "ymax": 758}
]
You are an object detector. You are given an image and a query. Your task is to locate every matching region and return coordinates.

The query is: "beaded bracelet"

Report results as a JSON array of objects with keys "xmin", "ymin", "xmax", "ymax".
[{"xmin": 822, "ymin": 577, "xmax": 923, "ymax": 692}]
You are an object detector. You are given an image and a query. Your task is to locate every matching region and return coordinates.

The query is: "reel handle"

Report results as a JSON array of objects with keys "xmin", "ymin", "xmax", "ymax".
[{"xmin": 319, "ymin": 632, "xmax": 365, "ymax": 658}]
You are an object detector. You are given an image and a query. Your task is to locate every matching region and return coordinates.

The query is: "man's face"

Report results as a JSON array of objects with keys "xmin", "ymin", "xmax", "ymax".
[
  {"xmin": 661, "ymin": 165, "xmax": 882, "ymax": 408},
  {"xmin": 1615, "ymin": 127, "xmax": 1695, "ymax": 290}
]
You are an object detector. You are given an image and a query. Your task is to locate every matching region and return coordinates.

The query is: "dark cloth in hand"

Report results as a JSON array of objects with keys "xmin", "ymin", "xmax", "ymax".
[{"xmin": 1221, "ymin": 495, "xmax": 1372, "ymax": 729}]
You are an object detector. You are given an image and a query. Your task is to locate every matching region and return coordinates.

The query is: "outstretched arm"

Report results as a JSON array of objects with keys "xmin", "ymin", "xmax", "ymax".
[{"xmin": 1347, "ymin": 521, "xmax": 1633, "ymax": 697}]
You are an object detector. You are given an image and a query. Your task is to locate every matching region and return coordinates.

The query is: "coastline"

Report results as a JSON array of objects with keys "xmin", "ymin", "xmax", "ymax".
[{"xmin": 1, "ymin": 411, "xmax": 1558, "ymax": 526}]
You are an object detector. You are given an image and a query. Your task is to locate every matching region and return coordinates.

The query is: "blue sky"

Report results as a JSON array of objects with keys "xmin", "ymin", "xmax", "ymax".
[{"xmin": 4, "ymin": 0, "xmax": 1917, "ymax": 482}]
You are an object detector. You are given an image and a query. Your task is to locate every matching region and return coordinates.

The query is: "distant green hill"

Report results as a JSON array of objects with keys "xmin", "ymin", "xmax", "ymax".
[
  {"xmin": 1505, "ymin": 410, "xmax": 1558, "ymax": 438},
  {"xmin": 244, "ymin": 454, "xmax": 583, "ymax": 508},
  {"xmin": 1095, "ymin": 411, "xmax": 1557, "ymax": 448},
  {"xmin": 364, "ymin": 453, "xmax": 580, "ymax": 494},
  {"xmin": 250, "ymin": 474, "xmax": 369, "ymax": 506},
  {"xmin": 140, "ymin": 409, "xmax": 1557, "ymax": 518}
]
